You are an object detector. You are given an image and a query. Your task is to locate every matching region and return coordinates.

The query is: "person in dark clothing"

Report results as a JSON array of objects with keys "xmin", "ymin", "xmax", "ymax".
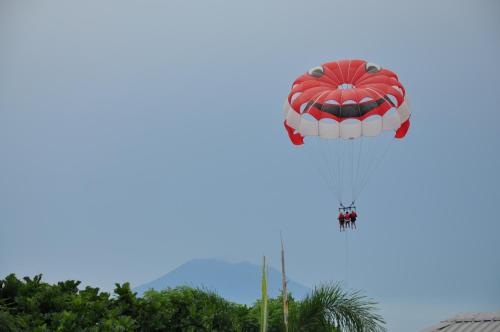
[
  {"xmin": 338, "ymin": 211, "xmax": 345, "ymax": 231},
  {"xmin": 350, "ymin": 209, "xmax": 357, "ymax": 229}
]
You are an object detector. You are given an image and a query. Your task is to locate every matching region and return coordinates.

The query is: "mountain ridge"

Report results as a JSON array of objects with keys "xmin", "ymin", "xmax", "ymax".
[{"xmin": 133, "ymin": 258, "xmax": 310, "ymax": 304}]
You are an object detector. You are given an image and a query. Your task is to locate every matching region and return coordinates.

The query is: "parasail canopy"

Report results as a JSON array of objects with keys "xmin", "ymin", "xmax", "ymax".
[{"xmin": 284, "ymin": 59, "xmax": 411, "ymax": 145}]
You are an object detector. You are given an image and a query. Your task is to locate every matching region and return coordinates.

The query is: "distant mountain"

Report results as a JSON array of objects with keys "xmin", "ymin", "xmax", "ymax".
[{"xmin": 133, "ymin": 259, "xmax": 311, "ymax": 304}]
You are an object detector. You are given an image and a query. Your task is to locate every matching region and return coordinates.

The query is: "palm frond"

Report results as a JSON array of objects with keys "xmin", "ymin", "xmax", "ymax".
[{"xmin": 297, "ymin": 282, "xmax": 386, "ymax": 332}]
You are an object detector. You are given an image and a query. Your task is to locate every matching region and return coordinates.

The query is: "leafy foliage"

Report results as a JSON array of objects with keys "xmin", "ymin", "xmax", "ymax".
[
  {"xmin": 0, "ymin": 274, "xmax": 385, "ymax": 332},
  {"xmin": 291, "ymin": 283, "xmax": 385, "ymax": 332}
]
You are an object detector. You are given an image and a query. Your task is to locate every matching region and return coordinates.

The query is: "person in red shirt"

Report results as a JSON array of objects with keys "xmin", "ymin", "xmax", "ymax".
[
  {"xmin": 350, "ymin": 209, "xmax": 357, "ymax": 229},
  {"xmin": 344, "ymin": 211, "xmax": 351, "ymax": 229},
  {"xmin": 338, "ymin": 212, "xmax": 345, "ymax": 231}
]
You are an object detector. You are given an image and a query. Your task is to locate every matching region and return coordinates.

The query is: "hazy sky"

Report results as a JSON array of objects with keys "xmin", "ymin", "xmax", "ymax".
[{"xmin": 1, "ymin": 0, "xmax": 499, "ymax": 330}]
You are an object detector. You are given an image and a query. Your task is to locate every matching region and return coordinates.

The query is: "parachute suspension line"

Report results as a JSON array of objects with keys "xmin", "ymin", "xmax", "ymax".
[
  {"xmin": 354, "ymin": 137, "xmax": 395, "ymax": 201},
  {"xmin": 320, "ymin": 137, "xmax": 336, "ymax": 199},
  {"xmin": 305, "ymin": 141, "xmax": 337, "ymax": 201},
  {"xmin": 350, "ymin": 139, "xmax": 354, "ymax": 204},
  {"xmin": 353, "ymin": 142, "xmax": 376, "ymax": 201},
  {"xmin": 324, "ymin": 138, "xmax": 341, "ymax": 203},
  {"xmin": 308, "ymin": 138, "xmax": 342, "ymax": 203},
  {"xmin": 339, "ymin": 138, "xmax": 352, "ymax": 206},
  {"xmin": 328, "ymin": 138, "xmax": 342, "ymax": 203},
  {"xmin": 339, "ymin": 140, "xmax": 347, "ymax": 204},
  {"xmin": 337, "ymin": 138, "xmax": 342, "ymax": 204},
  {"xmin": 353, "ymin": 137, "xmax": 364, "ymax": 203},
  {"xmin": 353, "ymin": 138, "xmax": 372, "ymax": 201},
  {"xmin": 317, "ymin": 139, "xmax": 339, "ymax": 201}
]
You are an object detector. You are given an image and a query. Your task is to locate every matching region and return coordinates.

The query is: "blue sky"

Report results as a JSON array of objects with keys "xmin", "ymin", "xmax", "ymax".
[{"xmin": 1, "ymin": 0, "xmax": 499, "ymax": 330}]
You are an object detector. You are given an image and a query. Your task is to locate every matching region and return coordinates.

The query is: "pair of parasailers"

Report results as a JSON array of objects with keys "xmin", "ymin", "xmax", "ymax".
[{"xmin": 338, "ymin": 204, "xmax": 357, "ymax": 231}]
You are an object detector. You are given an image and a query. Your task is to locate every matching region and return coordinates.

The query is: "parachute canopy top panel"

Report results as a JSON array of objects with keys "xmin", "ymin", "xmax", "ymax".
[{"xmin": 284, "ymin": 59, "xmax": 411, "ymax": 144}]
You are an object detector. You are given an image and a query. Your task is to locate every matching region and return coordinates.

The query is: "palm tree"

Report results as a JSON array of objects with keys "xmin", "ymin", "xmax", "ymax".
[{"xmin": 289, "ymin": 283, "xmax": 386, "ymax": 332}]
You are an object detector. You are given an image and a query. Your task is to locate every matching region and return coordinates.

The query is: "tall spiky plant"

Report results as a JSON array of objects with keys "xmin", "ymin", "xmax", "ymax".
[
  {"xmin": 260, "ymin": 255, "xmax": 268, "ymax": 332},
  {"xmin": 280, "ymin": 235, "xmax": 289, "ymax": 332}
]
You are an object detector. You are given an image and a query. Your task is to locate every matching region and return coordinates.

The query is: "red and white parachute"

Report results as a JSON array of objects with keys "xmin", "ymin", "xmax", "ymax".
[{"xmin": 283, "ymin": 59, "xmax": 411, "ymax": 206}]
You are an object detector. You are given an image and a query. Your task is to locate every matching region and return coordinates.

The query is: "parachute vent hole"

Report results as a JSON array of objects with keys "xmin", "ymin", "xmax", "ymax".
[
  {"xmin": 392, "ymin": 85, "xmax": 403, "ymax": 94},
  {"xmin": 300, "ymin": 102, "xmax": 310, "ymax": 113},
  {"xmin": 365, "ymin": 62, "xmax": 381, "ymax": 73},
  {"xmin": 325, "ymin": 99, "xmax": 340, "ymax": 105},
  {"xmin": 386, "ymin": 94, "xmax": 398, "ymax": 107},
  {"xmin": 360, "ymin": 97, "xmax": 374, "ymax": 103},
  {"xmin": 343, "ymin": 100, "xmax": 356, "ymax": 105},
  {"xmin": 290, "ymin": 92, "xmax": 302, "ymax": 103},
  {"xmin": 308, "ymin": 66, "xmax": 325, "ymax": 77},
  {"xmin": 338, "ymin": 83, "xmax": 355, "ymax": 90}
]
